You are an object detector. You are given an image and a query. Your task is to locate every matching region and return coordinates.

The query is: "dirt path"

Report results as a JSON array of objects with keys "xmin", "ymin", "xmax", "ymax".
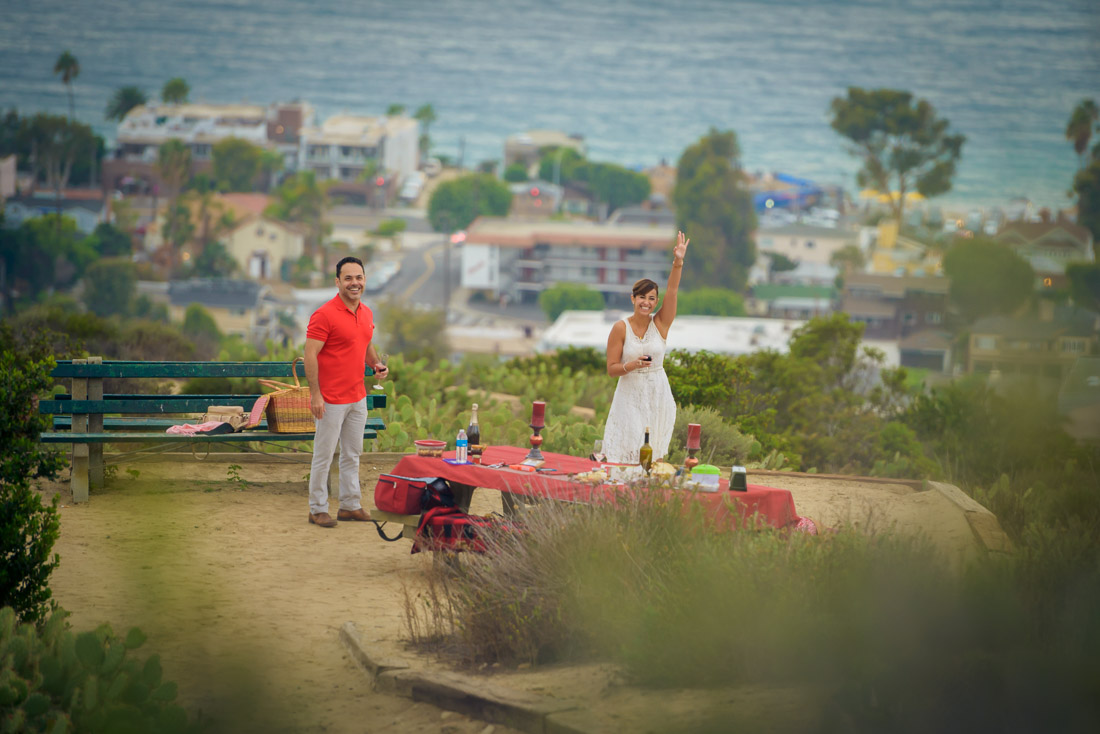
[
  {"xmin": 41, "ymin": 454, "xmax": 518, "ymax": 734},
  {"xmin": 38, "ymin": 452, "xmax": 994, "ymax": 733}
]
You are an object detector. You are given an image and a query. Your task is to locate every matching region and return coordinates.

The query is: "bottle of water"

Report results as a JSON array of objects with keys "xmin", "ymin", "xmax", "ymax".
[{"xmin": 455, "ymin": 428, "xmax": 468, "ymax": 463}]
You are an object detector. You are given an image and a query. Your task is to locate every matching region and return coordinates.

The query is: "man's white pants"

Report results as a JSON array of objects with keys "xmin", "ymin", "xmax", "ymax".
[{"xmin": 308, "ymin": 398, "xmax": 367, "ymax": 515}]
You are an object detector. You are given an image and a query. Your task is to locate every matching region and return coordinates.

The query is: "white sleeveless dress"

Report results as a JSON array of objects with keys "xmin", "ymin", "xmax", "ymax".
[{"xmin": 601, "ymin": 315, "xmax": 676, "ymax": 463}]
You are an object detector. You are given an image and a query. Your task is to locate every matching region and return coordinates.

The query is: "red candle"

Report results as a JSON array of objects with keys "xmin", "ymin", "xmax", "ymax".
[
  {"xmin": 686, "ymin": 423, "xmax": 701, "ymax": 449},
  {"xmin": 531, "ymin": 400, "xmax": 546, "ymax": 427}
]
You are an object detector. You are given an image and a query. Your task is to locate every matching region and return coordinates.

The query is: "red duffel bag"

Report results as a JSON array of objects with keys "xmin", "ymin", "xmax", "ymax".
[{"xmin": 373, "ymin": 474, "xmax": 430, "ymax": 515}]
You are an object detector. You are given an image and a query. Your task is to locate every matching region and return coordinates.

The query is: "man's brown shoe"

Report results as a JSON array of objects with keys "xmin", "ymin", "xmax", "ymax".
[
  {"xmin": 309, "ymin": 512, "xmax": 338, "ymax": 527},
  {"xmin": 337, "ymin": 507, "xmax": 372, "ymax": 522}
]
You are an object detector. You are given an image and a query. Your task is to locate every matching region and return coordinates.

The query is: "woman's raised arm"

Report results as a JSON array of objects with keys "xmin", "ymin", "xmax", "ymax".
[{"xmin": 655, "ymin": 231, "xmax": 689, "ymax": 337}]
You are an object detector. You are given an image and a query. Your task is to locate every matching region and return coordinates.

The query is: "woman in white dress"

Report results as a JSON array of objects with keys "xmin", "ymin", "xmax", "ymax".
[{"xmin": 601, "ymin": 231, "xmax": 689, "ymax": 463}]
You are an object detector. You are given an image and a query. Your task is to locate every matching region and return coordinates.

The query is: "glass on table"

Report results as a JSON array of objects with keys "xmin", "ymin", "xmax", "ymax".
[
  {"xmin": 372, "ymin": 353, "xmax": 389, "ymax": 390},
  {"xmin": 590, "ymin": 439, "xmax": 606, "ymax": 463}
]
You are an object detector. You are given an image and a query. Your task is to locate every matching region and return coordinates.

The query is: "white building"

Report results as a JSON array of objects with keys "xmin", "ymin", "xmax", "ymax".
[
  {"xmin": 3, "ymin": 192, "xmax": 110, "ymax": 234},
  {"xmin": 114, "ymin": 102, "xmax": 309, "ymax": 164},
  {"xmin": 298, "ymin": 114, "xmax": 419, "ymax": 184},
  {"xmin": 537, "ymin": 310, "xmax": 900, "ymax": 366},
  {"xmin": 105, "ymin": 101, "xmax": 313, "ymax": 191}
]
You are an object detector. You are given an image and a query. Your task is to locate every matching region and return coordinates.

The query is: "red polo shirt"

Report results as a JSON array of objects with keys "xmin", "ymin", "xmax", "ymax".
[{"xmin": 306, "ymin": 295, "xmax": 374, "ymax": 404}]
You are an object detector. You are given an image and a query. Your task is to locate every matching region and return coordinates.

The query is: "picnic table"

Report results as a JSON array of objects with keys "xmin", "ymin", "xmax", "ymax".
[{"xmin": 371, "ymin": 445, "xmax": 803, "ymax": 543}]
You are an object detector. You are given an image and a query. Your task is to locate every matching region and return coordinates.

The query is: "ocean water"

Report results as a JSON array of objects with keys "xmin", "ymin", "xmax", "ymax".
[{"xmin": 1, "ymin": 0, "xmax": 1097, "ymax": 211}]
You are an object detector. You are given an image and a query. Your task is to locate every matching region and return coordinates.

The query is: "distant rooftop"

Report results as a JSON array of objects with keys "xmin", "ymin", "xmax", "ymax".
[
  {"xmin": 168, "ymin": 279, "xmax": 268, "ymax": 309},
  {"xmin": 301, "ymin": 114, "xmax": 418, "ymax": 146}
]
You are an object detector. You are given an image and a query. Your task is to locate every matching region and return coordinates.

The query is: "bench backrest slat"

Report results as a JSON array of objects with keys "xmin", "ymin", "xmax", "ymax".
[
  {"xmin": 41, "ymin": 394, "xmax": 386, "ymax": 415},
  {"xmin": 51, "ymin": 361, "xmax": 377, "ymax": 379}
]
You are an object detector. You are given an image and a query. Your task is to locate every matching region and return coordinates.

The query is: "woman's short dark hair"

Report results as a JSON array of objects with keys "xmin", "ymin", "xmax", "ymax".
[
  {"xmin": 632, "ymin": 279, "xmax": 659, "ymax": 299},
  {"xmin": 336, "ymin": 256, "xmax": 364, "ymax": 278}
]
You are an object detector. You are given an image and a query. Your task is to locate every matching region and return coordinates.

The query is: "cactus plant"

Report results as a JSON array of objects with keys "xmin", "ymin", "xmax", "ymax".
[{"xmin": 0, "ymin": 606, "xmax": 203, "ymax": 733}]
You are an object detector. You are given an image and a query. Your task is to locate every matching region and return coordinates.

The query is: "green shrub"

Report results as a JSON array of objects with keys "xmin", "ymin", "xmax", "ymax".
[
  {"xmin": 0, "ymin": 325, "xmax": 64, "ymax": 625},
  {"xmin": 0, "ymin": 607, "xmax": 204, "ymax": 733},
  {"xmin": 665, "ymin": 403, "xmax": 757, "ymax": 466},
  {"xmin": 537, "ymin": 283, "xmax": 605, "ymax": 322}
]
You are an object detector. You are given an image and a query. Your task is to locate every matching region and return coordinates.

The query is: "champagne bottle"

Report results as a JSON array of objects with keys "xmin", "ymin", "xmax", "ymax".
[
  {"xmin": 639, "ymin": 426, "xmax": 653, "ymax": 474},
  {"xmin": 467, "ymin": 403, "xmax": 481, "ymax": 447}
]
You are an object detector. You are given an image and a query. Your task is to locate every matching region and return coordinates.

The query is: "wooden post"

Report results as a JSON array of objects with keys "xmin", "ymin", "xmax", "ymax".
[
  {"xmin": 88, "ymin": 356, "xmax": 104, "ymax": 488},
  {"xmin": 70, "ymin": 359, "xmax": 89, "ymax": 503}
]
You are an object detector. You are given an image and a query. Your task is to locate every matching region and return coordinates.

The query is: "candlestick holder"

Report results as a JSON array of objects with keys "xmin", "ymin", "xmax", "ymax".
[
  {"xmin": 684, "ymin": 446, "xmax": 700, "ymax": 472},
  {"xmin": 522, "ymin": 423, "xmax": 545, "ymax": 467}
]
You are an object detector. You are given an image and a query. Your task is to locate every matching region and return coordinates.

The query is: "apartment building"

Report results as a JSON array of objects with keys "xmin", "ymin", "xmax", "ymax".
[
  {"xmin": 298, "ymin": 114, "xmax": 418, "ymax": 184},
  {"xmin": 462, "ymin": 218, "xmax": 676, "ymax": 306}
]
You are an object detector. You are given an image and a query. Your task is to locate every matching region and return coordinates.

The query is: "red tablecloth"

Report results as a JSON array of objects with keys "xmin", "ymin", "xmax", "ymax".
[{"xmin": 387, "ymin": 445, "xmax": 800, "ymax": 530}]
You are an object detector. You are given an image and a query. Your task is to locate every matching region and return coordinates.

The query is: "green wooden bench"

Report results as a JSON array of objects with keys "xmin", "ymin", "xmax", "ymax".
[{"xmin": 39, "ymin": 358, "xmax": 387, "ymax": 503}]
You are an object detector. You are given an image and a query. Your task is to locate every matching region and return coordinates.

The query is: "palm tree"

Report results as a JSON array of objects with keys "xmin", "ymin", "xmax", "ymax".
[
  {"xmin": 386, "ymin": 103, "xmax": 406, "ymax": 116},
  {"xmin": 156, "ymin": 139, "xmax": 193, "ymax": 271},
  {"xmin": 259, "ymin": 148, "xmax": 284, "ymax": 192},
  {"xmin": 105, "ymin": 85, "xmax": 148, "ymax": 121},
  {"xmin": 53, "ymin": 50, "xmax": 79, "ymax": 119},
  {"xmin": 414, "ymin": 104, "xmax": 436, "ymax": 155},
  {"xmin": 156, "ymin": 138, "xmax": 192, "ymax": 200},
  {"xmin": 1066, "ymin": 99, "xmax": 1099, "ymax": 167},
  {"xmin": 162, "ymin": 77, "xmax": 190, "ymax": 105},
  {"xmin": 267, "ymin": 171, "xmax": 330, "ymax": 255}
]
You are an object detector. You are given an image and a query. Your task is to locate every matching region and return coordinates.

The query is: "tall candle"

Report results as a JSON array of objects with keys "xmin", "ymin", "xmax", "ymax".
[
  {"xmin": 531, "ymin": 401, "xmax": 546, "ymax": 428},
  {"xmin": 686, "ymin": 423, "xmax": 701, "ymax": 449}
]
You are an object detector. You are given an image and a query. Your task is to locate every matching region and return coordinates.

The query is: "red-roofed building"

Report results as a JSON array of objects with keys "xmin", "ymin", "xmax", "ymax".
[{"xmin": 462, "ymin": 217, "xmax": 676, "ymax": 306}]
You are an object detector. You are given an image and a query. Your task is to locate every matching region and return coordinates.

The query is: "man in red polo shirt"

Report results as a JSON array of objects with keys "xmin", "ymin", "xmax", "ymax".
[{"xmin": 304, "ymin": 256, "xmax": 388, "ymax": 528}]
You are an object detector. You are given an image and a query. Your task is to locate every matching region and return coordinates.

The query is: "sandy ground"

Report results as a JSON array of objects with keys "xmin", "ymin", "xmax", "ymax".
[{"xmin": 37, "ymin": 452, "xmax": 995, "ymax": 733}]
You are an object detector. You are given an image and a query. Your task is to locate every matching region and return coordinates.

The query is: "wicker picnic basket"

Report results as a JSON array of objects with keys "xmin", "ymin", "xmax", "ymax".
[{"xmin": 257, "ymin": 357, "xmax": 315, "ymax": 433}]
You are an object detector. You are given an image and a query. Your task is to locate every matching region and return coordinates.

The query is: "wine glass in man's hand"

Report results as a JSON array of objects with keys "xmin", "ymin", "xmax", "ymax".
[{"xmin": 372, "ymin": 353, "xmax": 389, "ymax": 390}]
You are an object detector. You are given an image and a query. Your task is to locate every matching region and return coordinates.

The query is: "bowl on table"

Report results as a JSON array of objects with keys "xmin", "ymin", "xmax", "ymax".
[{"xmin": 413, "ymin": 439, "xmax": 446, "ymax": 458}]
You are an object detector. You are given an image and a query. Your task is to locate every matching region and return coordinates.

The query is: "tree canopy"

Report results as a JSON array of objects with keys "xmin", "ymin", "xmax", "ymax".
[
  {"xmin": 83, "ymin": 258, "xmax": 137, "ymax": 317},
  {"xmin": 672, "ymin": 129, "xmax": 757, "ymax": 290},
  {"xmin": 156, "ymin": 138, "xmax": 192, "ymax": 198},
  {"xmin": 538, "ymin": 283, "xmax": 605, "ymax": 321},
  {"xmin": 17, "ymin": 113, "xmax": 96, "ymax": 197},
  {"xmin": 161, "ymin": 77, "xmax": 190, "ymax": 104},
  {"xmin": 1066, "ymin": 262, "xmax": 1100, "ymax": 313},
  {"xmin": 829, "ymin": 87, "xmax": 965, "ymax": 224},
  {"xmin": 414, "ymin": 103, "xmax": 436, "ymax": 154},
  {"xmin": 537, "ymin": 147, "xmax": 650, "ymax": 214},
  {"xmin": 105, "ymin": 85, "xmax": 147, "ymax": 121},
  {"xmin": 1066, "ymin": 98, "xmax": 1098, "ymax": 165},
  {"xmin": 676, "ymin": 287, "xmax": 746, "ymax": 317},
  {"xmin": 942, "ymin": 238, "xmax": 1034, "ymax": 323},
  {"xmin": 427, "ymin": 173, "xmax": 512, "ymax": 232},
  {"xmin": 212, "ymin": 137, "xmax": 263, "ymax": 191},
  {"xmin": 1067, "ymin": 98, "xmax": 1100, "ymax": 242},
  {"xmin": 265, "ymin": 170, "xmax": 330, "ymax": 252}
]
